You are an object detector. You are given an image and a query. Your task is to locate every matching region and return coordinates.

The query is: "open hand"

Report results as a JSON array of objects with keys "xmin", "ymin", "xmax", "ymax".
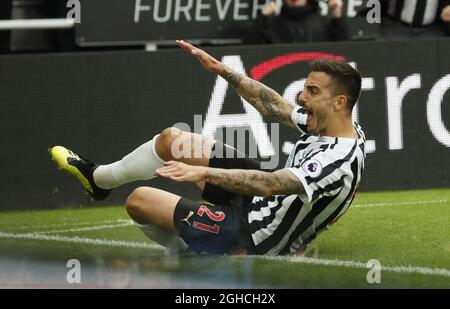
[
  {"xmin": 156, "ymin": 161, "xmax": 207, "ymax": 183},
  {"xmin": 176, "ymin": 40, "xmax": 223, "ymax": 74}
]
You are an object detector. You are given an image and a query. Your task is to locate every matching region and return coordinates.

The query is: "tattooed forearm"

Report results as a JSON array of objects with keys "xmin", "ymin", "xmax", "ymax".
[
  {"xmin": 219, "ymin": 64, "xmax": 295, "ymax": 128},
  {"xmin": 219, "ymin": 64, "xmax": 244, "ymax": 89},
  {"xmin": 259, "ymin": 87, "xmax": 282, "ymax": 118},
  {"xmin": 204, "ymin": 168, "xmax": 303, "ymax": 197}
]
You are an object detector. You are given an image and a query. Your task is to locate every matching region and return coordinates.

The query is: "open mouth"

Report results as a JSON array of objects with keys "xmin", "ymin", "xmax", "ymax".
[{"xmin": 305, "ymin": 110, "xmax": 313, "ymax": 125}]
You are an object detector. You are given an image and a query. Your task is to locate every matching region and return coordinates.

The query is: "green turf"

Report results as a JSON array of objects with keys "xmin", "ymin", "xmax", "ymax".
[{"xmin": 0, "ymin": 188, "xmax": 449, "ymax": 288}]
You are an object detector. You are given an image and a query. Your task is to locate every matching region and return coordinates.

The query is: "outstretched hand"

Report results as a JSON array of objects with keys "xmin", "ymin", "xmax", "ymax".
[
  {"xmin": 156, "ymin": 161, "xmax": 207, "ymax": 183},
  {"xmin": 176, "ymin": 40, "xmax": 223, "ymax": 74}
]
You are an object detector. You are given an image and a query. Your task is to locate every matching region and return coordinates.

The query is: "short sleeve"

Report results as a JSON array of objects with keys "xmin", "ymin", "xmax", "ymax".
[
  {"xmin": 290, "ymin": 105, "xmax": 309, "ymax": 134},
  {"xmin": 285, "ymin": 147, "xmax": 351, "ymax": 204}
]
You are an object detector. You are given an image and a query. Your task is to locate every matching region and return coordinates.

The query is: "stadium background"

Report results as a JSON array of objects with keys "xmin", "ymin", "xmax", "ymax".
[
  {"xmin": 1, "ymin": 39, "xmax": 449, "ymax": 210},
  {"xmin": 0, "ymin": 0, "xmax": 449, "ymax": 290}
]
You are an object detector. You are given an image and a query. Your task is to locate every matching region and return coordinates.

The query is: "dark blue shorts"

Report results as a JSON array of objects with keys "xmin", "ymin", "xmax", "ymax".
[
  {"xmin": 173, "ymin": 198, "xmax": 246, "ymax": 255},
  {"xmin": 173, "ymin": 142, "xmax": 261, "ymax": 255}
]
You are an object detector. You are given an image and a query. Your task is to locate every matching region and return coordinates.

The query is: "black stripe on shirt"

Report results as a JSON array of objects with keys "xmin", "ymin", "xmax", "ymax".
[
  {"xmin": 301, "ymin": 159, "xmax": 360, "ymax": 249},
  {"xmin": 394, "ymin": 0, "xmax": 405, "ymax": 18},
  {"xmin": 250, "ymin": 195, "xmax": 285, "ymax": 213},
  {"xmin": 248, "ymin": 196, "xmax": 286, "ymax": 233},
  {"xmin": 297, "ymin": 107, "xmax": 308, "ymax": 115},
  {"xmin": 300, "ymin": 134, "xmax": 310, "ymax": 141},
  {"xmin": 305, "ymin": 141, "xmax": 357, "ymax": 185},
  {"xmin": 279, "ymin": 192, "xmax": 342, "ymax": 255},
  {"xmin": 295, "ymin": 107, "xmax": 309, "ymax": 132},
  {"xmin": 249, "ymin": 203, "xmax": 284, "ymax": 234},
  {"xmin": 295, "ymin": 139, "xmax": 313, "ymax": 155},
  {"xmin": 355, "ymin": 125, "xmax": 366, "ymax": 142},
  {"xmin": 412, "ymin": 0, "xmax": 427, "ymax": 26},
  {"xmin": 252, "ymin": 197, "xmax": 303, "ymax": 255},
  {"xmin": 359, "ymin": 142, "xmax": 365, "ymax": 154},
  {"xmin": 298, "ymin": 123, "xmax": 308, "ymax": 133},
  {"xmin": 310, "ymin": 174, "xmax": 346, "ymax": 201},
  {"xmin": 301, "ymin": 145, "xmax": 328, "ymax": 164}
]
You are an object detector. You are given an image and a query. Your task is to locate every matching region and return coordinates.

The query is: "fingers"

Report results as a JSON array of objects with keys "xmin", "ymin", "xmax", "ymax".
[
  {"xmin": 156, "ymin": 168, "xmax": 180, "ymax": 175},
  {"xmin": 163, "ymin": 160, "xmax": 178, "ymax": 166},
  {"xmin": 156, "ymin": 166, "xmax": 187, "ymax": 182},
  {"xmin": 157, "ymin": 162, "xmax": 179, "ymax": 174},
  {"xmin": 175, "ymin": 40, "xmax": 191, "ymax": 50},
  {"xmin": 158, "ymin": 171, "xmax": 184, "ymax": 178},
  {"xmin": 156, "ymin": 163, "xmax": 180, "ymax": 174},
  {"xmin": 176, "ymin": 40, "xmax": 199, "ymax": 56},
  {"xmin": 156, "ymin": 168, "xmax": 184, "ymax": 179},
  {"xmin": 157, "ymin": 172, "xmax": 185, "ymax": 182},
  {"xmin": 156, "ymin": 161, "xmax": 191, "ymax": 180}
]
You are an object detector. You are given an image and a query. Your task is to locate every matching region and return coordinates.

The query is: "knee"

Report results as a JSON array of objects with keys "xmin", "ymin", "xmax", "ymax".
[
  {"xmin": 156, "ymin": 127, "xmax": 183, "ymax": 161},
  {"xmin": 125, "ymin": 187, "xmax": 149, "ymax": 221}
]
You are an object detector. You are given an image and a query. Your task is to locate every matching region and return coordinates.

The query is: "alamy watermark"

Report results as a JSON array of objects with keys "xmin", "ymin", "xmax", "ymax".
[
  {"xmin": 66, "ymin": 0, "xmax": 81, "ymax": 23},
  {"xmin": 171, "ymin": 115, "xmax": 281, "ymax": 169},
  {"xmin": 366, "ymin": 259, "xmax": 381, "ymax": 284},
  {"xmin": 66, "ymin": 259, "xmax": 81, "ymax": 284},
  {"xmin": 66, "ymin": 0, "xmax": 381, "ymax": 25},
  {"xmin": 365, "ymin": 0, "xmax": 381, "ymax": 24}
]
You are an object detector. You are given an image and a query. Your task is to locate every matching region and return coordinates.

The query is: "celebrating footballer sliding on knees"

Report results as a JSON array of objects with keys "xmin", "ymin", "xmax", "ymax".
[{"xmin": 50, "ymin": 39, "xmax": 365, "ymax": 256}]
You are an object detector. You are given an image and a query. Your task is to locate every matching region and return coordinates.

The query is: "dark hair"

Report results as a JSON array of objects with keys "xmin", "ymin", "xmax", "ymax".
[{"xmin": 310, "ymin": 60, "xmax": 362, "ymax": 112}]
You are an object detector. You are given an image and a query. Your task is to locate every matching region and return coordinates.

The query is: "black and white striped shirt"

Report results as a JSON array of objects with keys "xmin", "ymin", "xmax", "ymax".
[
  {"xmin": 386, "ymin": 0, "xmax": 441, "ymax": 26},
  {"xmin": 247, "ymin": 106, "xmax": 366, "ymax": 255}
]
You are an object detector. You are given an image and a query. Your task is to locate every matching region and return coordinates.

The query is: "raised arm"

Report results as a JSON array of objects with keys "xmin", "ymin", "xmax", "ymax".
[{"xmin": 176, "ymin": 40, "xmax": 297, "ymax": 129}]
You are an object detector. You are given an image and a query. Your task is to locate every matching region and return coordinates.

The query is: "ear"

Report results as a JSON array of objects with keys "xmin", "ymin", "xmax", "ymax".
[{"xmin": 333, "ymin": 95, "xmax": 348, "ymax": 112}]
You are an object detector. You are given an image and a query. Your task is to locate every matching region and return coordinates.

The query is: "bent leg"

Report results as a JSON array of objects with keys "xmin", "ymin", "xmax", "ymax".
[
  {"xmin": 124, "ymin": 186, "xmax": 247, "ymax": 255},
  {"xmin": 125, "ymin": 186, "xmax": 180, "ymax": 230},
  {"xmin": 125, "ymin": 186, "xmax": 187, "ymax": 253},
  {"xmin": 93, "ymin": 127, "xmax": 216, "ymax": 190},
  {"xmin": 156, "ymin": 127, "xmax": 215, "ymax": 190}
]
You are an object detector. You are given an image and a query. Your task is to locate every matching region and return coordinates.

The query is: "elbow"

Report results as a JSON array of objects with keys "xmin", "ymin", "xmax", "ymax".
[
  {"xmin": 254, "ymin": 171, "xmax": 289, "ymax": 197},
  {"xmin": 258, "ymin": 173, "xmax": 283, "ymax": 196}
]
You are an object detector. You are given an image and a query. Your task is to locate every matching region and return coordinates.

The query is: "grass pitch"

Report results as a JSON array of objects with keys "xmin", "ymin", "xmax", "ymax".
[{"xmin": 0, "ymin": 188, "xmax": 449, "ymax": 288}]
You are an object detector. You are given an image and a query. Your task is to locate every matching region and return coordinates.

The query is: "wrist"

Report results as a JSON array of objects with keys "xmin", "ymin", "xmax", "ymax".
[
  {"xmin": 201, "ymin": 166, "xmax": 211, "ymax": 182},
  {"xmin": 218, "ymin": 64, "xmax": 227, "ymax": 76}
]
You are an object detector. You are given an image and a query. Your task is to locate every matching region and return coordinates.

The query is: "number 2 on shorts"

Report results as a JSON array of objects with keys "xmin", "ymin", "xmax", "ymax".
[{"xmin": 193, "ymin": 205, "xmax": 225, "ymax": 234}]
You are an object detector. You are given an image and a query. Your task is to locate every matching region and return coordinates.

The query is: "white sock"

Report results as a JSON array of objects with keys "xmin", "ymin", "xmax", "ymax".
[
  {"xmin": 93, "ymin": 134, "xmax": 164, "ymax": 190},
  {"xmin": 136, "ymin": 223, "xmax": 188, "ymax": 254}
]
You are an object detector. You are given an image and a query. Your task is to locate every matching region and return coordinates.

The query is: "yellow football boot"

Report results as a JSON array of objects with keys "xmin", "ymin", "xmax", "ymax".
[{"xmin": 49, "ymin": 146, "xmax": 110, "ymax": 201}]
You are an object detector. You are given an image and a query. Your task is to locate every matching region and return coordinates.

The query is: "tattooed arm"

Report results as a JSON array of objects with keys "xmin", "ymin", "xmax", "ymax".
[
  {"xmin": 205, "ymin": 167, "xmax": 304, "ymax": 196},
  {"xmin": 176, "ymin": 40, "xmax": 297, "ymax": 129},
  {"xmin": 219, "ymin": 65, "xmax": 297, "ymax": 129},
  {"xmin": 157, "ymin": 161, "xmax": 304, "ymax": 197}
]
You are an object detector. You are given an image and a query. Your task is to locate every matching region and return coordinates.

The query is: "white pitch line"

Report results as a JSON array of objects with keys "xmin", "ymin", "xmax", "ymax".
[
  {"xmin": 9, "ymin": 219, "xmax": 124, "ymax": 231},
  {"xmin": 258, "ymin": 256, "xmax": 450, "ymax": 278},
  {"xmin": 353, "ymin": 199, "xmax": 448, "ymax": 208},
  {"xmin": 0, "ymin": 231, "xmax": 448, "ymax": 279},
  {"xmin": 40, "ymin": 222, "xmax": 135, "ymax": 235},
  {"xmin": 0, "ymin": 231, "xmax": 164, "ymax": 251}
]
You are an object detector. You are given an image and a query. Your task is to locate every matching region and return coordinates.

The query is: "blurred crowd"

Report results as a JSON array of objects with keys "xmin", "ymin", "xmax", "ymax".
[
  {"xmin": 243, "ymin": 0, "xmax": 450, "ymax": 44},
  {"xmin": 244, "ymin": 0, "xmax": 350, "ymax": 44},
  {"xmin": 0, "ymin": 0, "xmax": 450, "ymax": 52}
]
